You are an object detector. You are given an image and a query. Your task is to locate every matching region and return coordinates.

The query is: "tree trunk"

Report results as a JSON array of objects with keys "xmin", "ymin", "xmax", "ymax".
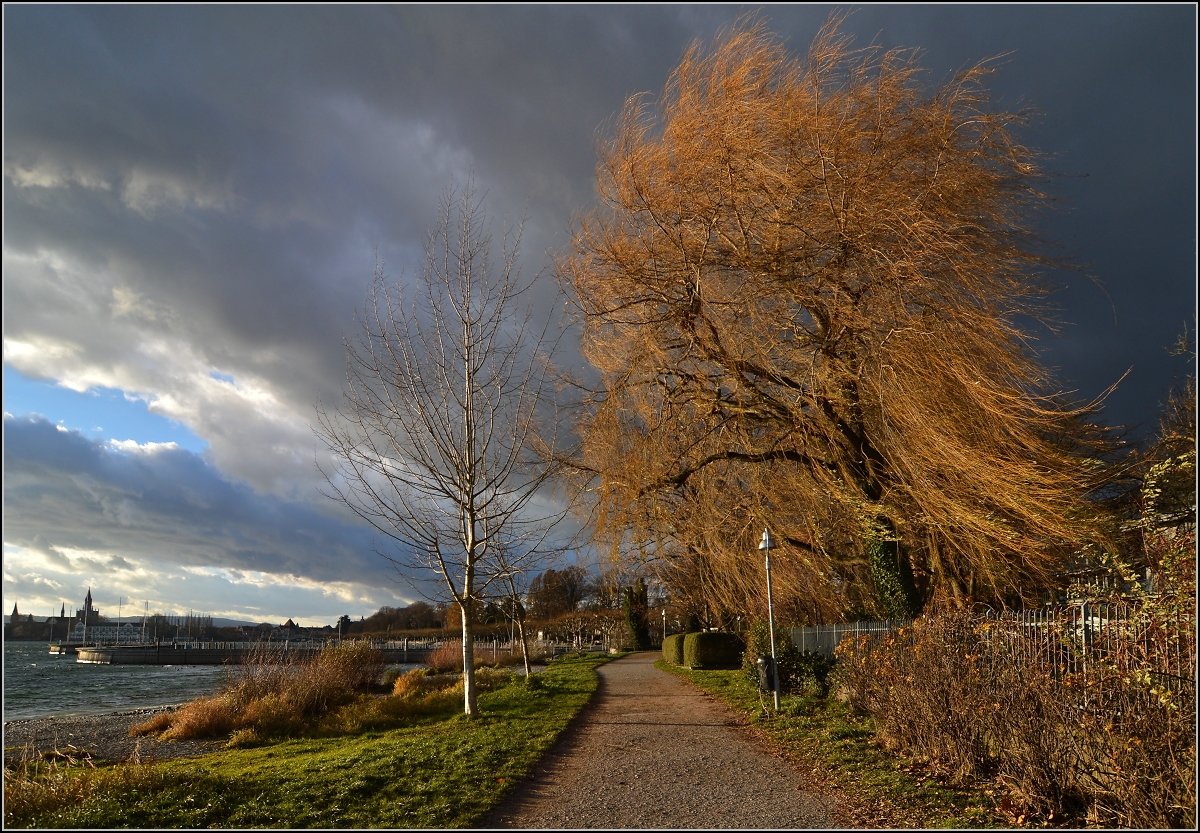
[
  {"xmin": 516, "ymin": 613, "xmax": 531, "ymax": 677},
  {"xmin": 459, "ymin": 599, "xmax": 478, "ymax": 715},
  {"xmin": 867, "ymin": 519, "xmax": 922, "ymax": 619}
]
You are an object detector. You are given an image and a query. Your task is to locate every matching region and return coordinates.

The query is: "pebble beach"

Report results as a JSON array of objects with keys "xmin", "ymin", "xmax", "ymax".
[{"xmin": 4, "ymin": 706, "xmax": 222, "ymax": 766}]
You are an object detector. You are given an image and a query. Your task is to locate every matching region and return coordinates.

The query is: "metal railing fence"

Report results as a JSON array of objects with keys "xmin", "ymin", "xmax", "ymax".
[
  {"xmin": 791, "ymin": 598, "xmax": 1193, "ymax": 698},
  {"xmin": 790, "ymin": 618, "xmax": 912, "ymax": 658},
  {"xmin": 981, "ymin": 600, "xmax": 1196, "ymax": 702}
]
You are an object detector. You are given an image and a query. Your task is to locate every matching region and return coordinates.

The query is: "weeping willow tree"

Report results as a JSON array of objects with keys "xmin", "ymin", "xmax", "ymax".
[{"xmin": 558, "ymin": 16, "xmax": 1118, "ymax": 621}]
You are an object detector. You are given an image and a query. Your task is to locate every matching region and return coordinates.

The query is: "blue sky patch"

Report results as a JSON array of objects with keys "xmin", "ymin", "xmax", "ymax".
[{"xmin": 3, "ymin": 364, "xmax": 209, "ymax": 454}]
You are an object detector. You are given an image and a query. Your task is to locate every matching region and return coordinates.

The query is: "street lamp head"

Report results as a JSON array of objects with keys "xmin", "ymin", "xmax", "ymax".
[{"xmin": 758, "ymin": 528, "xmax": 775, "ymax": 551}]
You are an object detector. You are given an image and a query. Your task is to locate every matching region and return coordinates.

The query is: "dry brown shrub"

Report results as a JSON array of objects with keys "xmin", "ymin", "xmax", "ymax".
[
  {"xmin": 310, "ymin": 640, "xmax": 386, "ymax": 691},
  {"xmin": 424, "ymin": 640, "xmax": 464, "ymax": 673},
  {"xmin": 325, "ymin": 670, "xmax": 477, "ymax": 735},
  {"xmin": 159, "ymin": 695, "xmax": 236, "ymax": 740},
  {"xmin": 840, "ymin": 620, "xmax": 1000, "ymax": 780},
  {"xmin": 836, "ymin": 600, "xmax": 1195, "ymax": 827},
  {"xmin": 225, "ymin": 728, "xmax": 260, "ymax": 749},
  {"xmin": 3, "ymin": 760, "xmax": 87, "ymax": 827},
  {"xmin": 473, "ymin": 666, "xmax": 514, "ymax": 692},
  {"xmin": 127, "ymin": 710, "xmax": 173, "ymax": 737},
  {"xmin": 228, "ymin": 641, "xmax": 383, "ymax": 724},
  {"xmin": 238, "ymin": 692, "xmax": 303, "ymax": 737},
  {"xmin": 489, "ymin": 642, "xmax": 548, "ymax": 668},
  {"xmin": 135, "ymin": 641, "xmax": 386, "ymax": 741},
  {"xmin": 221, "ymin": 643, "xmax": 294, "ymax": 704},
  {"xmin": 473, "ymin": 643, "xmax": 518, "ymax": 667},
  {"xmin": 337, "ymin": 685, "xmax": 463, "ymax": 732},
  {"xmin": 391, "ymin": 667, "xmax": 434, "ymax": 697}
]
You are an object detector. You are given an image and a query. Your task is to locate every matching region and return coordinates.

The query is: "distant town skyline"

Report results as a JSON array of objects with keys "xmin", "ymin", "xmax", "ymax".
[{"xmin": 4, "ymin": 586, "xmax": 345, "ymax": 629}]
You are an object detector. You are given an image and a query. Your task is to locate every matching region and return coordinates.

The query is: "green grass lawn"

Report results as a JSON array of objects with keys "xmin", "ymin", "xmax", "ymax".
[
  {"xmin": 657, "ymin": 660, "xmax": 1009, "ymax": 829},
  {"xmin": 6, "ymin": 655, "xmax": 613, "ymax": 829}
]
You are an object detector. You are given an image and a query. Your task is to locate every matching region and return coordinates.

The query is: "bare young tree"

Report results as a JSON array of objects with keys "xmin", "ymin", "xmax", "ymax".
[
  {"xmin": 490, "ymin": 544, "xmax": 537, "ymax": 676},
  {"xmin": 316, "ymin": 182, "xmax": 566, "ymax": 715},
  {"xmin": 558, "ymin": 16, "xmax": 1120, "ymax": 619}
]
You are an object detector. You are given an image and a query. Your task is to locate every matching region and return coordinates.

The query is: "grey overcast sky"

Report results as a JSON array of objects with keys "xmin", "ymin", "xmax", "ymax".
[{"xmin": 4, "ymin": 5, "xmax": 1196, "ymax": 625}]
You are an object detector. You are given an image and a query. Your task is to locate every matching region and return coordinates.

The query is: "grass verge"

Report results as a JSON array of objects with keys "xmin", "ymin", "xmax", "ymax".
[
  {"xmin": 5, "ymin": 654, "xmax": 616, "ymax": 829},
  {"xmin": 657, "ymin": 660, "xmax": 1008, "ymax": 829}
]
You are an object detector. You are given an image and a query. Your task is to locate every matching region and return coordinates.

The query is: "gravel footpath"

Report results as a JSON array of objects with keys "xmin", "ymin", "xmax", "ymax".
[
  {"xmin": 480, "ymin": 652, "xmax": 836, "ymax": 829},
  {"xmin": 4, "ymin": 706, "xmax": 222, "ymax": 765}
]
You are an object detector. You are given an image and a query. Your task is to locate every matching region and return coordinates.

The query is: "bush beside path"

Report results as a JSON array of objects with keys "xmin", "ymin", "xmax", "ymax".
[{"xmin": 480, "ymin": 651, "xmax": 834, "ymax": 829}]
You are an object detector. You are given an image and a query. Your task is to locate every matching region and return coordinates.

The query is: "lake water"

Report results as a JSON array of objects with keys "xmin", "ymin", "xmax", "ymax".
[
  {"xmin": 2, "ymin": 641, "xmax": 429, "ymax": 722},
  {"xmin": 3, "ymin": 640, "xmax": 231, "ymax": 721}
]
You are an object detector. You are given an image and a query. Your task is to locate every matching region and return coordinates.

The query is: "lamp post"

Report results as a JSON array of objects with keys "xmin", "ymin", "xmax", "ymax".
[{"xmin": 759, "ymin": 527, "xmax": 781, "ymax": 711}]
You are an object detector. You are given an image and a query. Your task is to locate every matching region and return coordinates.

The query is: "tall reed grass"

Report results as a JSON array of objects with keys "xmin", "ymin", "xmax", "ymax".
[
  {"xmin": 130, "ymin": 641, "xmax": 386, "ymax": 743},
  {"xmin": 4, "ymin": 744, "xmax": 163, "ymax": 828},
  {"xmin": 128, "ymin": 642, "xmax": 525, "ymax": 744}
]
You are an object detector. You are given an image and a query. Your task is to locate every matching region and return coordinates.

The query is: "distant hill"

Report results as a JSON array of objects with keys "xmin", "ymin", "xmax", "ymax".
[{"xmin": 212, "ymin": 617, "xmax": 273, "ymax": 628}]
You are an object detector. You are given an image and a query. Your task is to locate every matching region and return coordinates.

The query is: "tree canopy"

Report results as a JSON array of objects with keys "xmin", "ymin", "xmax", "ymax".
[{"xmin": 559, "ymin": 17, "xmax": 1117, "ymax": 620}]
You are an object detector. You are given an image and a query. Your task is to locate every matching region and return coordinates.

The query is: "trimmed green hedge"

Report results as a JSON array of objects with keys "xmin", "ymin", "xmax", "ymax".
[
  {"xmin": 683, "ymin": 631, "xmax": 744, "ymax": 669},
  {"xmin": 662, "ymin": 633, "xmax": 689, "ymax": 666}
]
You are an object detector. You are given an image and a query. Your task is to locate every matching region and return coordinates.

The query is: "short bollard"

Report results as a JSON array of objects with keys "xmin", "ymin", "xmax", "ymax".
[{"xmin": 756, "ymin": 655, "xmax": 777, "ymax": 692}]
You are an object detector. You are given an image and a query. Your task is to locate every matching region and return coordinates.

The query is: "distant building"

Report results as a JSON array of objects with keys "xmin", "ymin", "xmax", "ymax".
[
  {"xmin": 70, "ymin": 621, "xmax": 142, "ymax": 644},
  {"xmin": 75, "ymin": 588, "xmax": 102, "ymax": 621},
  {"xmin": 273, "ymin": 618, "xmax": 303, "ymax": 639}
]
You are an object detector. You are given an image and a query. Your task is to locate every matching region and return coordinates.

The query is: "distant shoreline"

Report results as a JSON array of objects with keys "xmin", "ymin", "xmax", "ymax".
[
  {"xmin": 4, "ymin": 702, "xmax": 184, "ymax": 726},
  {"xmin": 3, "ymin": 701, "xmax": 186, "ymax": 726}
]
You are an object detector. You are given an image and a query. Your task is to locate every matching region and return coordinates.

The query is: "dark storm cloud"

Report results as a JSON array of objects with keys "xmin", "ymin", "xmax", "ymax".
[
  {"xmin": 3, "ymin": 414, "xmax": 388, "ymax": 586},
  {"xmin": 867, "ymin": 5, "xmax": 1197, "ymax": 427},
  {"xmin": 6, "ymin": 6, "xmax": 1193, "ymax": 425},
  {"xmin": 3, "ymin": 6, "xmax": 1195, "ymax": 600}
]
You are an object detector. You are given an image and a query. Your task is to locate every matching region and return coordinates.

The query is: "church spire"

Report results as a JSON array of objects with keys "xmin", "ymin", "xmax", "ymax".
[{"xmin": 10, "ymin": 601, "xmax": 18, "ymax": 619}]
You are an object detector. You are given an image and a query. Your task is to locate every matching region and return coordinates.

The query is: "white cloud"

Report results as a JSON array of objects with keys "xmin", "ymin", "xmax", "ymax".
[
  {"xmin": 5, "ymin": 160, "xmax": 112, "ymax": 192},
  {"xmin": 119, "ymin": 167, "xmax": 237, "ymax": 216},
  {"xmin": 3, "ymin": 418, "xmax": 420, "ymax": 623},
  {"xmin": 4, "ymin": 157, "xmax": 235, "ymax": 217},
  {"xmin": 108, "ymin": 439, "xmax": 180, "ymax": 454},
  {"xmin": 4, "ymin": 246, "xmax": 323, "ymax": 495},
  {"xmin": 4, "ymin": 335, "xmax": 85, "ymax": 374},
  {"xmin": 3, "ymin": 542, "xmax": 408, "ymax": 626}
]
